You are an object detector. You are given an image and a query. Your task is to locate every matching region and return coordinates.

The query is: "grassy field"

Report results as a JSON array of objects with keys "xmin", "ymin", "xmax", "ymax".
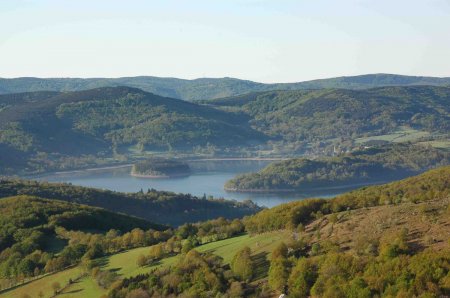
[
  {"xmin": 0, "ymin": 266, "xmax": 84, "ymax": 298},
  {"xmin": 1, "ymin": 231, "xmax": 287, "ymax": 298},
  {"xmin": 355, "ymin": 127, "xmax": 430, "ymax": 144},
  {"xmin": 417, "ymin": 139, "xmax": 450, "ymax": 150}
]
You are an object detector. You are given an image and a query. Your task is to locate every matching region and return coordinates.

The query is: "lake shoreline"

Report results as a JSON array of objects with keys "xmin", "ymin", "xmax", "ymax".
[
  {"xmin": 31, "ymin": 157, "xmax": 285, "ymax": 178},
  {"xmin": 130, "ymin": 172, "xmax": 191, "ymax": 179},
  {"xmin": 224, "ymin": 180, "xmax": 390, "ymax": 194}
]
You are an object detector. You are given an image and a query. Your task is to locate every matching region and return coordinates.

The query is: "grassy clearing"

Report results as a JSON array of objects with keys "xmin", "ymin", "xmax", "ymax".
[
  {"xmin": 196, "ymin": 232, "xmax": 288, "ymax": 264},
  {"xmin": 417, "ymin": 140, "xmax": 450, "ymax": 150},
  {"xmin": 355, "ymin": 127, "xmax": 430, "ymax": 144},
  {"xmin": 0, "ymin": 267, "xmax": 84, "ymax": 298},
  {"xmin": 2, "ymin": 231, "xmax": 287, "ymax": 298}
]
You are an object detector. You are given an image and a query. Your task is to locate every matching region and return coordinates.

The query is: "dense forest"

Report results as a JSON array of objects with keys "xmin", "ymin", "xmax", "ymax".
[
  {"xmin": 0, "ymin": 87, "xmax": 264, "ymax": 174},
  {"xmin": 204, "ymin": 86, "xmax": 450, "ymax": 144},
  {"xmin": 0, "ymin": 179, "xmax": 261, "ymax": 227},
  {"xmin": 1, "ymin": 74, "xmax": 450, "ymax": 100},
  {"xmin": 225, "ymin": 143, "xmax": 450, "ymax": 191},
  {"xmin": 1, "ymin": 85, "xmax": 449, "ymax": 174}
]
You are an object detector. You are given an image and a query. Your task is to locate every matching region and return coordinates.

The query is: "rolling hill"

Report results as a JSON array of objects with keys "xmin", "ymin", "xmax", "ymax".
[
  {"xmin": 204, "ymin": 85, "xmax": 450, "ymax": 144},
  {"xmin": 3, "ymin": 166, "xmax": 448, "ymax": 298},
  {"xmin": 1, "ymin": 84, "xmax": 449, "ymax": 174},
  {"xmin": 0, "ymin": 179, "xmax": 261, "ymax": 227},
  {"xmin": 1, "ymin": 74, "xmax": 450, "ymax": 101},
  {"xmin": 0, "ymin": 87, "xmax": 264, "ymax": 174}
]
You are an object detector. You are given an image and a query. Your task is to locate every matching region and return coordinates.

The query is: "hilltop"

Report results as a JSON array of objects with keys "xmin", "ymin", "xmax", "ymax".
[
  {"xmin": 1, "ymin": 73, "xmax": 450, "ymax": 101},
  {"xmin": 203, "ymin": 86, "xmax": 450, "ymax": 145}
]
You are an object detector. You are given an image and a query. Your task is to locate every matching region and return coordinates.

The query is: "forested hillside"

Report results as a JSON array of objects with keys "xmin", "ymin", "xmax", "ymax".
[
  {"xmin": 0, "ymin": 195, "xmax": 167, "ymax": 285},
  {"xmin": 2, "ymin": 166, "xmax": 449, "ymax": 297},
  {"xmin": 1, "ymin": 85, "xmax": 449, "ymax": 174},
  {"xmin": 1, "ymin": 74, "xmax": 450, "ymax": 100},
  {"xmin": 0, "ymin": 87, "xmax": 264, "ymax": 174},
  {"xmin": 225, "ymin": 143, "xmax": 450, "ymax": 191},
  {"xmin": 204, "ymin": 86, "xmax": 450, "ymax": 144},
  {"xmin": 0, "ymin": 179, "xmax": 261, "ymax": 226},
  {"xmin": 243, "ymin": 165, "xmax": 450, "ymax": 233}
]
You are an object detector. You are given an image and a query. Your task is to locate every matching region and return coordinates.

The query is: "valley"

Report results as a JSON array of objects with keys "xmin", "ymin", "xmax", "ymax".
[
  {"xmin": 0, "ymin": 74, "xmax": 449, "ymax": 298},
  {"xmin": 1, "ymin": 167, "xmax": 448, "ymax": 297}
]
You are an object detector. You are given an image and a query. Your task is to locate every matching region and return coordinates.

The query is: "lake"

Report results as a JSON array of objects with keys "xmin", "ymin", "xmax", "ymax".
[{"xmin": 37, "ymin": 160, "xmax": 353, "ymax": 208}]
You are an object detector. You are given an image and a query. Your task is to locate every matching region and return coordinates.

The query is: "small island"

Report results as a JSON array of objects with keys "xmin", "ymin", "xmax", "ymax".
[{"xmin": 131, "ymin": 158, "xmax": 191, "ymax": 178}]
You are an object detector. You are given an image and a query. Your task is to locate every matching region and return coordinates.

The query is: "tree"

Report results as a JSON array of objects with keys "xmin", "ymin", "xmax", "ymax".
[
  {"xmin": 268, "ymin": 257, "xmax": 290, "ymax": 292},
  {"xmin": 288, "ymin": 258, "xmax": 317, "ymax": 297},
  {"xmin": 269, "ymin": 242, "xmax": 290, "ymax": 293},
  {"xmin": 148, "ymin": 243, "xmax": 164, "ymax": 259},
  {"xmin": 17, "ymin": 259, "xmax": 35, "ymax": 277},
  {"xmin": 272, "ymin": 242, "xmax": 288, "ymax": 260},
  {"xmin": 137, "ymin": 254, "xmax": 148, "ymax": 267},
  {"xmin": 230, "ymin": 246, "xmax": 254, "ymax": 281}
]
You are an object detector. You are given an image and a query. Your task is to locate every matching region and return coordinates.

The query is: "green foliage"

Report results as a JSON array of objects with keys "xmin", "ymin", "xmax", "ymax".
[
  {"xmin": 288, "ymin": 258, "xmax": 317, "ymax": 298},
  {"xmin": 0, "ymin": 87, "xmax": 264, "ymax": 174},
  {"xmin": 244, "ymin": 166, "xmax": 450, "ymax": 234},
  {"xmin": 331, "ymin": 165, "xmax": 450, "ymax": 211},
  {"xmin": 268, "ymin": 250, "xmax": 290, "ymax": 292},
  {"xmin": 230, "ymin": 246, "xmax": 254, "ymax": 281},
  {"xmin": 0, "ymin": 179, "xmax": 261, "ymax": 227},
  {"xmin": 109, "ymin": 250, "xmax": 227, "ymax": 297},
  {"xmin": 244, "ymin": 199, "xmax": 327, "ymax": 234},
  {"xmin": 0, "ymin": 195, "xmax": 167, "ymax": 282},
  {"xmin": 207, "ymin": 86, "xmax": 450, "ymax": 144},
  {"xmin": 226, "ymin": 143, "xmax": 450, "ymax": 191}
]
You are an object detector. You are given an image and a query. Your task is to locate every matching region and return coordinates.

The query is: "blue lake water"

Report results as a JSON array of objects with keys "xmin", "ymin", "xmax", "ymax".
[{"xmin": 37, "ymin": 160, "xmax": 350, "ymax": 208}]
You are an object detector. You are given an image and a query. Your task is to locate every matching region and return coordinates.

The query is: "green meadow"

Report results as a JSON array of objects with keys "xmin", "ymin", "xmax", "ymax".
[{"xmin": 1, "ymin": 231, "xmax": 286, "ymax": 298}]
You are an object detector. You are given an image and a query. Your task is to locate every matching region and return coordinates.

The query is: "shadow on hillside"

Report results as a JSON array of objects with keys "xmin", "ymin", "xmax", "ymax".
[
  {"xmin": 61, "ymin": 289, "xmax": 83, "ymax": 295},
  {"xmin": 251, "ymin": 252, "xmax": 269, "ymax": 280}
]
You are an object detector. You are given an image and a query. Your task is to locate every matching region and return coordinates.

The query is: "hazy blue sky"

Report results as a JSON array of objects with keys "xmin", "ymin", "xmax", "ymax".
[{"xmin": 1, "ymin": 0, "xmax": 449, "ymax": 82}]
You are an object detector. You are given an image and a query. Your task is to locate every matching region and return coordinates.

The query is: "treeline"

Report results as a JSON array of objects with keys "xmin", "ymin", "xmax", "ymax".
[
  {"xmin": 0, "ymin": 193, "xmax": 246, "ymax": 290},
  {"xmin": 243, "ymin": 165, "xmax": 450, "ymax": 233},
  {"xmin": 0, "ymin": 196, "xmax": 165, "ymax": 285},
  {"xmin": 0, "ymin": 179, "xmax": 261, "ymax": 226},
  {"xmin": 226, "ymin": 143, "xmax": 450, "ymax": 191},
  {"xmin": 264, "ymin": 240, "xmax": 449, "ymax": 297},
  {"xmin": 3, "ymin": 74, "xmax": 450, "ymax": 100}
]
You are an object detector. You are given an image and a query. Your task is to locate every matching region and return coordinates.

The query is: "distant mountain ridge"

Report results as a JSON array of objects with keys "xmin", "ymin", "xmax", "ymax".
[{"xmin": 1, "ymin": 73, "xmax": 450, "ymax": 101}]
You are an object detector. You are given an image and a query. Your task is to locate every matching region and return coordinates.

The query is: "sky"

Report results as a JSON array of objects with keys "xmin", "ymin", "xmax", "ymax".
[{"xmin": 1, "ymin": 0, "xmax": 450, "ymax": 83}]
